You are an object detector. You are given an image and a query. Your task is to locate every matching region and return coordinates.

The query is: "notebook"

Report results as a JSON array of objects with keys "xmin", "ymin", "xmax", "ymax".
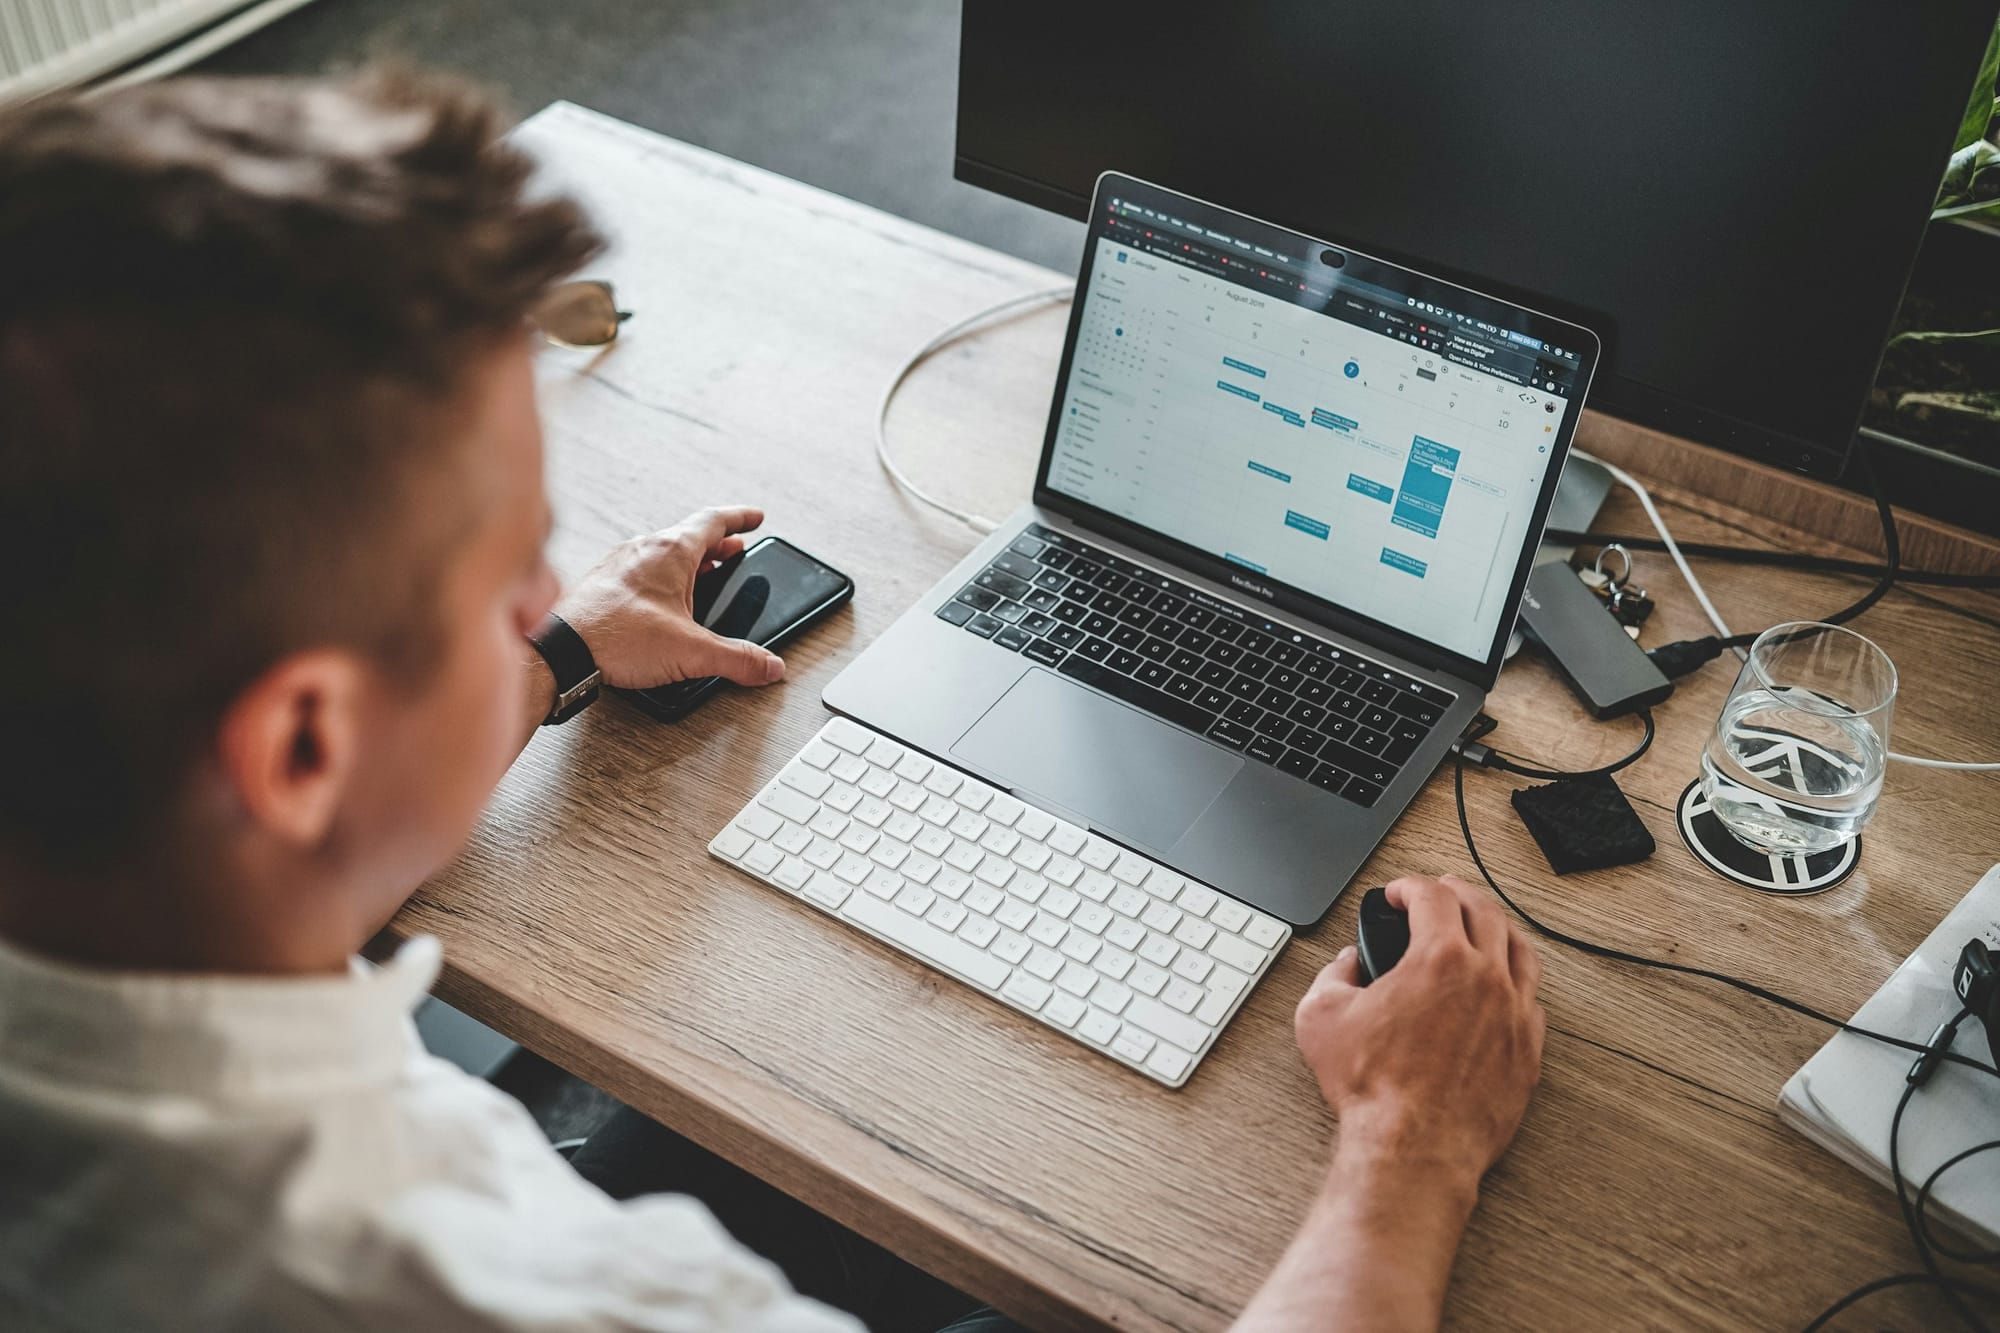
[{"xmin": 1778, "ymin": 862, "xmax": 2000, "ymax": 1247}]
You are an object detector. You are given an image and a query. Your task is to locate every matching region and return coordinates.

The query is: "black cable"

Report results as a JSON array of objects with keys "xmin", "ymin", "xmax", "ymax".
[
  {"xmin": 1716, "ymin": 444, "xmax": 1901, "ymax": 650},
  {"xmin": 1453, "ymin": 752, "xmax": 2000, "ymax": 1327},
  {"xmin": 1802, "ymin": 1273, "xmax": 1999, "ymax": 1333},
  {"xmin": 1547, "ymin": 531, "xmax": 2000, "ymax": 591},
  {"xmin": 1643, "ymin": 438, "xmax": 1910, "ymax": 678},
  {"xmin": 1919, "ymin": 1140, "xmax": 2000, "ymax": 1265},
  {"xmin": 1461, "ymin": 709, "xmax": 1654, "ymax": 782}
]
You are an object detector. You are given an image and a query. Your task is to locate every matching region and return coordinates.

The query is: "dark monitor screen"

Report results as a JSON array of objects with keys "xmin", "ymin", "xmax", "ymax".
[{"xmin": 957, "ymin": 1, "xmax": 1997, "ymax": 479}]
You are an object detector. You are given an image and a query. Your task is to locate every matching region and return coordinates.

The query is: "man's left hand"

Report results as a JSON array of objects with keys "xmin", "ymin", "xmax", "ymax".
[{"xmin": 557, "ymin": 506, "xmax": 786, "ymax": 689}]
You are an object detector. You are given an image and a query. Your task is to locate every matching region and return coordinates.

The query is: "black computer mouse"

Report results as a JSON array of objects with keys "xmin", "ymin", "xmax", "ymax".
[{"xmin": 1356, "ymin": 887, "xmax": 1409, "ymax": 985}]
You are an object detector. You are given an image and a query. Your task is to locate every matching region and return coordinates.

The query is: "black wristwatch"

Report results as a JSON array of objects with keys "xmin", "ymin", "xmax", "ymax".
[{"xmin": 528, "ymin": 612, "xmax": 602, "ymax": 725}]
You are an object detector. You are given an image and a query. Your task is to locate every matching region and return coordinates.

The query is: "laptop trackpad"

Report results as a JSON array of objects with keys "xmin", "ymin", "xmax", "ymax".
[{"xmin": 951, "ymin": 669, "xmax": 1241, "ymax": 851}]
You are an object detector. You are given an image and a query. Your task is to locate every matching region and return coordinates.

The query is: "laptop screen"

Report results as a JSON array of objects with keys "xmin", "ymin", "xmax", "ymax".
[{"xmin": 1037, "ymin": 174, "xmax": 1599, "ymax": 676}]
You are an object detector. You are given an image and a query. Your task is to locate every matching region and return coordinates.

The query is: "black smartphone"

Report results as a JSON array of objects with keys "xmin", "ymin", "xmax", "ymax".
[{"xmin": 619, "ymin": 535, "xmax": 853, "ymax": 721}]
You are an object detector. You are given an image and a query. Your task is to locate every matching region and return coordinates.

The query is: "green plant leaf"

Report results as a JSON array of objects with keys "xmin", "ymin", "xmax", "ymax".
[
  {"xmin": 1932, "ymin": 197, "xmax": 2000, "ymax": 224},
  {"xmin": 1954, "ymin": 18, "xmax": 2000, "ymax": 153},
  {"xmin": 1941, "ymin": 139, "xmax": 2000, "ymax": 204},
  {"xmin": 1887, "ymin": 326, "xmax": 2000, "ymax": 350}
]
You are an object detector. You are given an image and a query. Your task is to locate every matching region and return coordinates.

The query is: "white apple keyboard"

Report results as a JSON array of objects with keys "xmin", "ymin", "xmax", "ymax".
[{"xmin": 709, "ymin": 715, "xmax": 1291, "ymax": 1087}]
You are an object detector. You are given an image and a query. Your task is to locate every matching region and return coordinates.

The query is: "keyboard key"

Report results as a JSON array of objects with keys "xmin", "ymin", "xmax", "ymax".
[
  {"xmin": 1045, "ymin": 991, "xmax": 1088, "ymax": 1028},
  {"xmin": 1390, "ymin": 694, "xmax": 1445, "ymax": 727},
  {"xmin": 1225, "ymin": 674, "xmax": 1263, "ymax": 700},
  {"xmin": 1244, "ymin": 916, "xmax": 1287, "ymax": 949},
  {"xmin": 976, "ymin": 568, "xmax": 1032, "ymax": 600},
  {"xmin": 1105, "ymin": 916, "xmax": 1147, "ymax": 952},
  {"xmin": 1278, "ymin": 750, "xmax": 1317, "ymax": 780},
  {"xmin": 1002, "ymin": 971, "xmax": 1054, "ymax": 1011},
  {"xmin": 937, "ymin": 600, "xmax": 975, "ymax": 627},
  {"xmin": 995, "ymin": 625, "xmax": 1032, "ymax": 651},
  {"xmin": 1079, "ymin": 1008, "xmax": 1122, "ymax": 1046},
  {"xmin": 992, "ymin": 550, "xmax": 1040, "ymax": 580},
  {"xmin": 1210, "ymin": 900, "xmax": 1251, "ymax": 933},
  {"xmin": 1162, "ymin": 978, "xmax": 1204, "ymax": 1014},
  {"xmin": 966, "ymin": 614, "xmax": 1002, "ymax": 638},
  {"xmin": 1207, "ymin": 719, "xmax": 1252, "ymax": 750},
  {"xmin": 1146, "ymin": 1045, "xmax": 1192, "ymax": 1083},
  {"xmin": 1309, "ymin": 763, "xmax": 1352, "ymax": 795},
  {"xmin": 1025, "ymin": 946, "xmax": 1065, "ymax": 981},
  {"xmin": 1057, "ymin": 961, "xmax": 1098, "ymax": 996},
  {"xmin": 738, "ymin": 804, "xmax": 784, "ymax": 840},
  {"xmin": 1209, "ymin": 932, "xmax": 1267, "ymax": 975},
  {"xmin": 1245, "ymin": 736, "xmax": 1283, "ymax": 764},
  {"xmin": 760, "ymin": 784, "xmax": 819, "ymax": 824},
  {"xmin": 1126, "ymin": 995, "xmax": 1209, "ymax": 1054},
  {"xmin": 1112, "ymin": 1027, "xmax": 1157, "ymax": 1063},
  {"xmin": 1344, "ymin": 778, "xmax": 1384, "ymax": 807}
]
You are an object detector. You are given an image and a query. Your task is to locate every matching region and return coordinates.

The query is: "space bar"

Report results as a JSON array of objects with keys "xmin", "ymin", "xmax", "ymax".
[
  {"xmin": 1056, "ymin": 657, "xmax": 1213, "ymax": 733},
  {"xmin": 841, "ymin": 893, "xmax": 1013, "ymax": 990}
]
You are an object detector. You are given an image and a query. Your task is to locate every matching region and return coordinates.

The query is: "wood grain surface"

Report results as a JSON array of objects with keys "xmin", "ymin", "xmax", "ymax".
[{"xmin": 387, "ymin": 103, "xmax": 2000, "ymax": 1332}]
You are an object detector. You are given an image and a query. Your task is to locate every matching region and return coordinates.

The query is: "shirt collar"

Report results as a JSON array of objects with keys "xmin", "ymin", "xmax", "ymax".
[{"xmin": 0, "ymin": 932, "xmax": 440, "ymax": 1101}]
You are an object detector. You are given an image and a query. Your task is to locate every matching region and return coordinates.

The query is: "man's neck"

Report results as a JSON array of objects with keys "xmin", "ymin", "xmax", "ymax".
[{"xmin": 0, "ymin": 855, "xmax": 359, "ymax": 977}]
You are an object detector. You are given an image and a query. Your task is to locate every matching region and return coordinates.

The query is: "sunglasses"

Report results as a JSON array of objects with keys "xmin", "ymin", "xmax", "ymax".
[{"xmin": 530, "ymin": 280, "xmax": 633, "ymax": 349}]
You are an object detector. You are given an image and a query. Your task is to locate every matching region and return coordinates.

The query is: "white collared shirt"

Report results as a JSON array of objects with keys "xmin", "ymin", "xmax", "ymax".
[{"xmin": 0, "ymin": 933, "xmax": 862, "ymax": 1332}]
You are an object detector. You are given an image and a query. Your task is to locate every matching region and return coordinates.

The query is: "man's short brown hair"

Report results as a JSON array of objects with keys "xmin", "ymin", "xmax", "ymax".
[{"xmin": 0, "ymin": 69, "xmax": 602, "ymax": 870}]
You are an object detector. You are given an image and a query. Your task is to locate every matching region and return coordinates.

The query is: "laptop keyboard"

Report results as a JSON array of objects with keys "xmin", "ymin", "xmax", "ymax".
[{"xmin": 935, "ymin": 524, "xmax": 1456, "ymax": 808}]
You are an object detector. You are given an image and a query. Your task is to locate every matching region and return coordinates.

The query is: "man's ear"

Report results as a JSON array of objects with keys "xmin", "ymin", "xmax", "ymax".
[{"xmin": 214, "ymin": 649, "xmax": 369, "ymax": 848}]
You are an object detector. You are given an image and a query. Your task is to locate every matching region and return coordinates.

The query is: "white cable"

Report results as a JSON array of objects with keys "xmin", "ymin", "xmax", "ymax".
[
  {"xmin": 1571, "ymin": 450, "xmax": 2000, "ymax": 770},
  {"xmin": 1572, "ymin": 448, "xmax": 1741, "ymax": 652},
  {"xmin": 875, "ymin": 284, "xmax": 1073, "ymax": 535}
]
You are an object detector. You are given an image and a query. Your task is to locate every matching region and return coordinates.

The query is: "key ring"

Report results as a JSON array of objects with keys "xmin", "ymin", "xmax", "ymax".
[{"xmin": 1593, "ymin": 543, "xmax": 1633, "ymax": 594}]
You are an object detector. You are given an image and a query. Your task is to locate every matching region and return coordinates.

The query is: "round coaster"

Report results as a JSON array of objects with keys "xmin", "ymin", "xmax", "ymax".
[{"xmin": 1675, "ymin": 779, "xmax": 1860, "ymax": 896}]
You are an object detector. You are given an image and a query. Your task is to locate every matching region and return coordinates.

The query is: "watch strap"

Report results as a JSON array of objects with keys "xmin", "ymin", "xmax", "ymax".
[{"xmin": 530, "ymin": 612, "xmax": 602, "ymax": 725}]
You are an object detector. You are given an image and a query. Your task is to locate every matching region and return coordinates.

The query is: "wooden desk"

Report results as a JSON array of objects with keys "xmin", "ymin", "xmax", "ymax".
[{"xmin": 395, "ymin": 103, "xmax": 2000, "ymax": 1331}]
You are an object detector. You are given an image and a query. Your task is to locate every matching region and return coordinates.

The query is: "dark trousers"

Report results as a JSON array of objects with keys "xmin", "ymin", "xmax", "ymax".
[{"xmin": 570, "ymin": 1107, "xmax": 1024, "ymax": 1333}]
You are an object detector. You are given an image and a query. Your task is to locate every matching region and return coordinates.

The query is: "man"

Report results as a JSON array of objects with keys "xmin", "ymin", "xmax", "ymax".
[{"xmin": 0, "ymin": 70, "xmax": 1545, "ymax": 1331}]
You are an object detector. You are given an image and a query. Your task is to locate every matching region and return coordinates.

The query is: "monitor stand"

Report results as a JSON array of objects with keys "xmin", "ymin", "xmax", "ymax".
[{"xmin": 1506, "ymin": 455, "xmax": 1613, "ymax": 660}]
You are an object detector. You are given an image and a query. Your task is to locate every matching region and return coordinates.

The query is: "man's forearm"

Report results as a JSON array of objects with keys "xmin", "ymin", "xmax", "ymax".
[{"xmin": 1231, "ymin": 1137, "xmax": 1480, "ymax": 1333}]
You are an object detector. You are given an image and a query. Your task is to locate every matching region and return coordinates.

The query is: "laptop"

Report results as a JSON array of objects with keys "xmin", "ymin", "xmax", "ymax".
[{"xmin": 826, "ymin": 173, "xmax": 1600, "ymax": 925}]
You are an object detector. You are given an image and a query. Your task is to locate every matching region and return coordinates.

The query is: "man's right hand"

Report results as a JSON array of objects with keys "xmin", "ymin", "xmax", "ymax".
[
  {"xmin": 1230, "ymin": 875, "xmax": 1545, "ymax": 1333},
  {"xmin": 1294, "ymin": 873, "xmax": 1546, "ymax": 1187}
]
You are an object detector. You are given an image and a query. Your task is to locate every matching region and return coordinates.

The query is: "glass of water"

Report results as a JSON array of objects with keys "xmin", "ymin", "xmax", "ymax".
[{"xmin": 1700, "ymin": 622, "xmax": 1896, "ymax": 856}]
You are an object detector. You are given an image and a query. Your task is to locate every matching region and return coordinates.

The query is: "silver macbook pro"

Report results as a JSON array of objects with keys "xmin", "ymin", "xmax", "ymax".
[{"xmin": 826, "ymin": 173, "xmax": 1600, "ymax": 925}]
